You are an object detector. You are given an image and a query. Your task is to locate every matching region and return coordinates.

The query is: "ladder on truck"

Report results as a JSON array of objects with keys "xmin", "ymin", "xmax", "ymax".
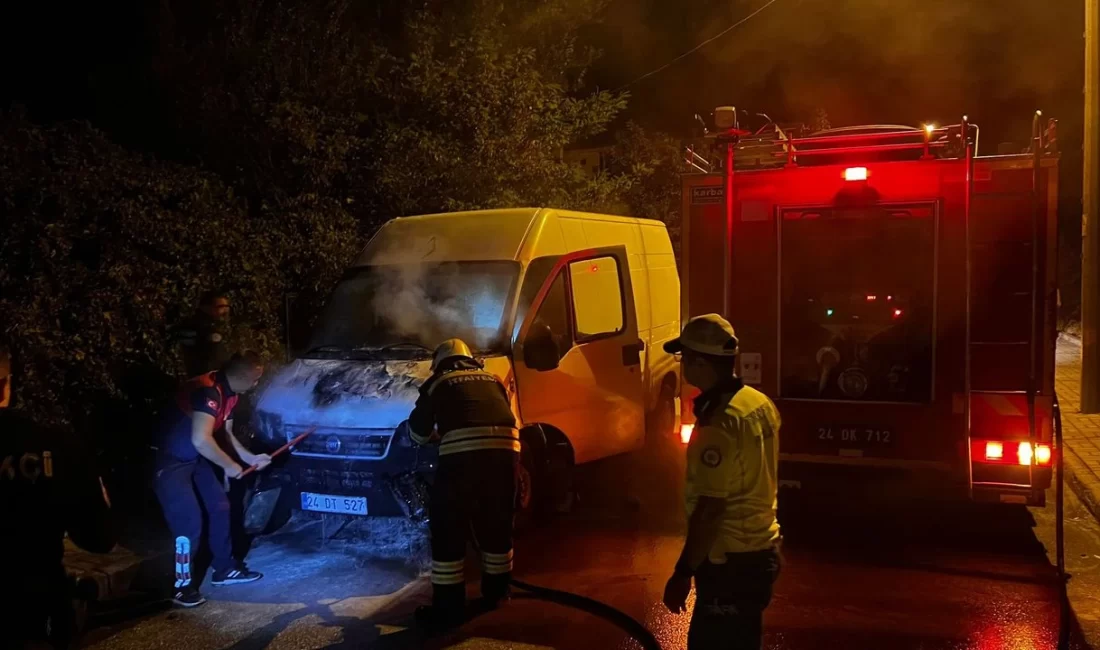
[{"xmin": 965, "ymin": 112, "xmax": 1048, "ymax": 501}]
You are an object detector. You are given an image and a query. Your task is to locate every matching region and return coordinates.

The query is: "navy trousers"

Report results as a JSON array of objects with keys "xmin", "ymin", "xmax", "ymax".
[
  {"xmin": 153, "ymin": 457, "xmax": 235, "ymax": 587},
  {"xmin": 688, "ymin": 547, "xmax": 781, "ymax": 650}
]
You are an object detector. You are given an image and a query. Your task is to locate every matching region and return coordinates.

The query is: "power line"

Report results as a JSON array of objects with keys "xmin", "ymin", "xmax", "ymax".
[{"xmin": 613, "ymin": 0, "xmax": 784, "ymax": 93}]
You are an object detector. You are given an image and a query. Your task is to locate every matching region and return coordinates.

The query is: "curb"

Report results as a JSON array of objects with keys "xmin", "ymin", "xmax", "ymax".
[
  {"xmin": 1063, "ymin": 442, "xmax": 1100, "ymax": 524},
  {"xmin": 64, "ymin": 540, "xmax": 170, "ymax": 602}
]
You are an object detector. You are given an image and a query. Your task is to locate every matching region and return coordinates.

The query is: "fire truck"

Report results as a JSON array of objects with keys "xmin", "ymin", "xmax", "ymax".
[{"xmin": 679, "ymin": 109, "xmax": 1060, "ymax": 506}]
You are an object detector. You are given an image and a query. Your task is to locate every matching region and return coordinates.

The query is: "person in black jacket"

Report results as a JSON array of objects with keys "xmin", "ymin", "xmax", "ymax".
[
  {"xmin": 172, "ymin": 291, "xmax": 233, "ymax": 378},
  {"xmin": 400, "ymin": 338, "xmax": 520, "ymax": 632},
  {"xmin": 0, "ymin": 344, "xmax": 116, "ymax": 649}
]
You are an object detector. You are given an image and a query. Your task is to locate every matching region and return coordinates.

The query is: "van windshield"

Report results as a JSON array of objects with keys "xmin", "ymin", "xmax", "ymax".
[{"xmin": 305, "ymin": 261, "xmax": 519, "ymax": 361}]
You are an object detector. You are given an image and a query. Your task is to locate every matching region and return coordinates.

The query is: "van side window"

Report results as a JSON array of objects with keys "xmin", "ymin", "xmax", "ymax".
[
  {"xmin": 569, "ymin": 256, "xmax": 624, "ymax": 341},
  {"xmin": 528, "ymin": 272, "xmax": 573, "ymax": 358}
]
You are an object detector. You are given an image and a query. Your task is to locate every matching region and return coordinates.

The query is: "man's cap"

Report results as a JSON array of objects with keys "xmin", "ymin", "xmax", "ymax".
[{"xmin": 664, "ymin": 314, "xmax": 739, "ymax": 357}]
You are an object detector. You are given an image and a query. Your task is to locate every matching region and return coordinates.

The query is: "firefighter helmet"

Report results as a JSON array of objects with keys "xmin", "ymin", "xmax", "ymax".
[{"xmin": 432, "ymin": 338, "xmax": 475, "ymax": 371}]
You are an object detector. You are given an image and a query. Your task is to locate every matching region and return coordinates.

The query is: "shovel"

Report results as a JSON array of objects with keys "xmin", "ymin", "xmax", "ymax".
[{"xmin": 241, "ymin": 428, "xmax": 315, "ymax": 535}]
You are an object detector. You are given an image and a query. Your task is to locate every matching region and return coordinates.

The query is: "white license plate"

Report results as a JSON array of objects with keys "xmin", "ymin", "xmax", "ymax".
[{"xmin": 300, "ymin": 492, "xmax": 368, "ymax": 515}]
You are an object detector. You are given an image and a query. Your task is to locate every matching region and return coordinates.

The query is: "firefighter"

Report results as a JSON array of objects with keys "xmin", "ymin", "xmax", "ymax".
[
  {"xmin": 0, "ymin": 344, "xmax": 116, "ymax": 649},
  {"xmin": 662, "ymin": 314, "xmax": 782, "ymax": 650},
  {"xmin": 152, "ymin": 351, "xmax": 271, "ymax": 608},
  {"xmin": 399, "ymin": 338, "xmax": 520, "ymax": 631},
  {"xmin": 172, "ymin": 290, "xmax": 233, "ymax": 378}
]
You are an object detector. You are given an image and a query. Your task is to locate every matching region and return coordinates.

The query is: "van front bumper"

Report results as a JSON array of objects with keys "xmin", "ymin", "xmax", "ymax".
[{"xmin": 283, "ymin": 448, "xmax": 436, "ymax": 518}]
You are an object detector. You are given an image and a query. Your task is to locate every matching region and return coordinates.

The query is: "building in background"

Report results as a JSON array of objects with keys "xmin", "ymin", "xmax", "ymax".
[{"xmin": 563, "ymin": 146, "xmax": 613, "ymax": 178}]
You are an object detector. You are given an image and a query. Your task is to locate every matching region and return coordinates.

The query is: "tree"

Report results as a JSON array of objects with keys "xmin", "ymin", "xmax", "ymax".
[
  {"xmin": 152, "ymin": 0, "xmax": 630, "ymax": 221},
  {"xmin": 609, "ymin": 122, "xmax": 684, "ymax": 257},
  {"xmin": 0, "ymin": 0, "xmax": 634, "ymax": 436},
  {"xmin": 812, "ymin": 108, "xmax": 832, "ymax": 133}
]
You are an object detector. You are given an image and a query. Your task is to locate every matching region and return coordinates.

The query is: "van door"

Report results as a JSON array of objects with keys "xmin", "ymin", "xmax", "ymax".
[{"xmin": 514, "ymin": 246, "xmax": 646, "ymax": 464}]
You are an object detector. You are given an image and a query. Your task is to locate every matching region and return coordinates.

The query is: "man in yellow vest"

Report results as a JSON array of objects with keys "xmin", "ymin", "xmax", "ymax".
[{"xmin": 662, "ymin": 314, "xmax": 782, "ymax": 650}]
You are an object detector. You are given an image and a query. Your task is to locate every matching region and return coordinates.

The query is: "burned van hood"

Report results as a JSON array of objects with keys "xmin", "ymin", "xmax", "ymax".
[{"xmin": 254, "ymin": 358, "xmax": 431, "ymax": 430}]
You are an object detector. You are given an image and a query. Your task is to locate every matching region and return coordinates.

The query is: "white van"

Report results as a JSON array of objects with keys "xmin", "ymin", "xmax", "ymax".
[{"xmin": 252, "ymin": 208, "xmax": 680, "ymax": 519}]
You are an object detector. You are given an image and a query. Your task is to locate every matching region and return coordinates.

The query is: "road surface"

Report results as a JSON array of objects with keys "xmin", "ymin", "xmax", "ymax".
[{"xmin": 82, "ymin": 442, "xmax": 1100, "ymax": 649}]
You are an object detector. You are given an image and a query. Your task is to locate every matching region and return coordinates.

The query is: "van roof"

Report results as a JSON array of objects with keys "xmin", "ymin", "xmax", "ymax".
[{"xmin": 354, "ymin": 208, "xmax": 665, "ymax": 266}]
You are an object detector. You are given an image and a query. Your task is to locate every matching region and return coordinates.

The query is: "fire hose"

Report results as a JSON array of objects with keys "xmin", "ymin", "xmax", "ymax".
[
  {"xmin": 462, "ymin": 527, "xmax": 664, "ymax": 650},
  {"xmin": 391, "ymin": 450, "xmax": 664, "ymax": 649}
]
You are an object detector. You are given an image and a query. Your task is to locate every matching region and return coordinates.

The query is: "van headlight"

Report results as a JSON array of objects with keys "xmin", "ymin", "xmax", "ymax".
[{"xmin": 254, "ymin": 411, "xmax": 284, "ymax": 445}]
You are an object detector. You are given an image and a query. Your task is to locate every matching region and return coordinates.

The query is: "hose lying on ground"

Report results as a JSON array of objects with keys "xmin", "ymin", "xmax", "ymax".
[
  {"xmin": 508, "ymin": 577, "xmax": 664, "ymax": 650},
  {"xmin": 466, "ymin": 525, "xmax": 664, "ymax": 650}
]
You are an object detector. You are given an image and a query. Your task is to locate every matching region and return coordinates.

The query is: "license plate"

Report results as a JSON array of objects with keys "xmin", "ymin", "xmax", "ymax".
[
  {"xmin": 816, "ymin": 426, "xmax": 894, "ymax": 446},
  {"xmin": 300, "ymin": 492, "xmax": 368, "ymax": 515}
]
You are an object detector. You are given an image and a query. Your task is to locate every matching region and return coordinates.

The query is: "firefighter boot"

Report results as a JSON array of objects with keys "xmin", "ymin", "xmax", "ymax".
[
  {"xmin": 480, "ymin": 571, "xmax": 512, "ymax": 610},
  {"xmin": 415, "ymin": 582, "xmax": 465, "ymax": 633},
  {"xmin": 414, "ymin": 605, "xmax": 465, "ymax": 634}
]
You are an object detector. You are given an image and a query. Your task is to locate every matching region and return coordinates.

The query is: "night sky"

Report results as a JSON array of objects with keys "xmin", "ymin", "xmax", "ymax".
[{"xmin": 2, "ymin": 0, "xmax": 1087, "ymax": 210}]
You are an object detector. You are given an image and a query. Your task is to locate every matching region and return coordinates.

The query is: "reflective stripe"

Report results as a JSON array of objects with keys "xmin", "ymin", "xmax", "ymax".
[
  {"xmin": 442, "ymin": 427, "xmax": 520, "ymax": 444},
  {"xmin": 431, "ymin": 572, "xmax": 466, "ymax": 585},
  {"xmin": 439, "ymin": 426, "xmax": 521, "ymax": 456},
  {"xmin": 980, "ymin": 393, "xmax": 1024, "ymax": 416},
  {"xmin": 440, "ymin": 438, "xmax": 522, "ymax": 456},
  {"xmin": 174, "ymin": 536, "xmax": 192, "ymax": 588},
  {"xmin": 427, "ymin": 370, "xmax": 499, "ymax": 397},
  {"xmin": 481, "ymin": 549, "xmax": 514, "ymax": 575},
  {"xmin": 431, "ymin": 559, "xmax": 466, "ymax": 585}
]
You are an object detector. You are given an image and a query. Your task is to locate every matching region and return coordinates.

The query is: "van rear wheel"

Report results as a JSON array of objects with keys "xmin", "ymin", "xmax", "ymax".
[{"xmin": 647, "ymin": 381, "xmax": 678, "ymax": 444}]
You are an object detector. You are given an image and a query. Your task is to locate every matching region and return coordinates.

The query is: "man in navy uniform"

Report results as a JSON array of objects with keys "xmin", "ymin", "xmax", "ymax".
[{"xmin": 152, "ymin": 351, "xmax": 271, "ymax": 607}]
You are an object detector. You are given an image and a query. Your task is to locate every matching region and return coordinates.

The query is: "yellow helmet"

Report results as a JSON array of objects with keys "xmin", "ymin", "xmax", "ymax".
[{"xmin": 432, "ymin": 338, "xmax": 474, "ymax": 371}]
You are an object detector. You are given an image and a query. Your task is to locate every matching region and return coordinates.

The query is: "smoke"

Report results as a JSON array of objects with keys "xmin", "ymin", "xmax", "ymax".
[
  {"xmin": 255, "ymin": 359, "xmax": 428, "ymax": 430},
  {"xmin": 603, "ymin": 0, "xmax": 1083, "ymax": 143},
  {"xmin": 361, "ymin": 234, "xmax": 513, "ymax": 352}
]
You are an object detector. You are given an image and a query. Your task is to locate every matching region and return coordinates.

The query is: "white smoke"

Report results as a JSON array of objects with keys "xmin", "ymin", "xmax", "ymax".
[{"xmin": 362, "ymin": 236, "xmax": 511, "ymax": 352}]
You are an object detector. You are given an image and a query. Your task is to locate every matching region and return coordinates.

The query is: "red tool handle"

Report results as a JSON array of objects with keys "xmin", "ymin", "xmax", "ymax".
[{"xmin": 239, "ymin": 427, "xmax": 316, "ymax": 477}]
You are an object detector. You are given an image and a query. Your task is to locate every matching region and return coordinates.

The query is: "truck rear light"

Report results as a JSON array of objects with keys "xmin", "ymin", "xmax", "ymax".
[
  {"xmin": 843, "ymin": 166, "xmax": 868, "ymax": 181},
  {"xmin": 1018, "ymin": 442, "xmax": 1052, "ymax": 466},
  {"xmin": 1035, "ymin": 444, "xmax": 1052, "ymax": 465},
  {"xmin": 973, "ymin": 440, "xmax": 1051, "ymax": 466},
  {"xmin": 680, "ymin": 424, "xmax": 694, "ymax": 444}
]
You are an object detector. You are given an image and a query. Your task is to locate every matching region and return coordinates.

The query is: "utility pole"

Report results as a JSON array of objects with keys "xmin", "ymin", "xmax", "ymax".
[{"xmin": 1083, "ymin": 0, "xmax": 1100, "ymax": 412}]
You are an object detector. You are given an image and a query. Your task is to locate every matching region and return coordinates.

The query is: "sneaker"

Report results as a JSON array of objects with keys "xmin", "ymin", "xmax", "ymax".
[
  {"xmin": 172, "ymin": 586, "xmax": 207, "ymax": 608},
  {"xmin": 211, "ymin": 566, "xmax": 263, "ymax": 586}
]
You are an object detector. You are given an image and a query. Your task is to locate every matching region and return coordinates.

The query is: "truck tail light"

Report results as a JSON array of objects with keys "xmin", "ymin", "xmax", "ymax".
[
  {"xmin": 1018, "ymin": 442, "xmax": 1052, "ymax": 466},
  {"xmin": 973, "ymin": 440, "xmax": 1051, "ymax": 466},
  {"xmin": 680, "ymin": 424, "xmax": 694, "ymax": 444}
]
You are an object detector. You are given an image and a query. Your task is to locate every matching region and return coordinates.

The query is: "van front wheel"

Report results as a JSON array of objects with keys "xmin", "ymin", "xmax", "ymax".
[{"xmin": 515, "ymin": 444, "xmax": 538, "ymax": 532}]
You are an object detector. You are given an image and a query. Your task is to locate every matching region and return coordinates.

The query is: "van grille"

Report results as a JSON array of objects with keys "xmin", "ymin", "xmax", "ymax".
[{"xmin": 287, "ymin": 425, "xmax": 395, "ymax": 460}]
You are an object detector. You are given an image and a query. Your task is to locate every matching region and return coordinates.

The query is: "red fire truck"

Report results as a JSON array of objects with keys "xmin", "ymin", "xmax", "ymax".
[{"xmin": 679, "ymin": 110, "xmax": 1060, "ymax": 506}]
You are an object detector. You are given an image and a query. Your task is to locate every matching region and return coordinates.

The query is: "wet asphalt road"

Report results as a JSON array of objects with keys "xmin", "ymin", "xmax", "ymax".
[{"xmin": 83, "ymin": 442, "xmax": 1100, "ymax": 650}]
